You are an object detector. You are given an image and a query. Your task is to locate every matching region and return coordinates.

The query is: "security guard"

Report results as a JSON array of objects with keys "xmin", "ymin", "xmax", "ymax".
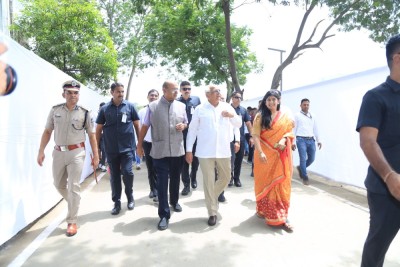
[
  {"xmin": 37, "ymin": 80, "xmax": 99, "ymax": 237},
  {"xmin": 96, "ymin": 82, "xmax": 140, "ymax": 216}
]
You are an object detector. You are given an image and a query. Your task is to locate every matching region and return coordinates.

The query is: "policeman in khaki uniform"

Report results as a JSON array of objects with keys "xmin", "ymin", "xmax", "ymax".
[{"xmin": 37, "ymin": 80, "xmax": 99, "ymax": 237}]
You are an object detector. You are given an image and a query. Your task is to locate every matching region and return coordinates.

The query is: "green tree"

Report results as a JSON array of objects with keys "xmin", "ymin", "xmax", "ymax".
[
  {"xmin": 144, "ymin": 0, "xmax": 260, "ymax": 99},
  {"xmin": 258, "ymin": 0, "xmax": 400, "ymax": 90},
  {"xmin": 98, "ymin": 0, "xmax": 154, "ymax": 99},
  {"xmin": 132, "ymin": 0, "xmax": 245, "ymax": 94},
  {"xmin": 194, "ymin": 0, "xmax": 243, "ymax": 93},
  {"xmin": 12, "ymin": 0, "xmax": 118, "ymax": 92}
]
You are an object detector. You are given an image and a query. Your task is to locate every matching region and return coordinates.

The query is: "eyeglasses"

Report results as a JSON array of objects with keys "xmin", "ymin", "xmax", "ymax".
[
  {"xmin": 181, "ymin": 87, "xmax": 191, "ymax": 91},
  {"xmin": 232, "ymin": 96, "xmax": 241, "ymax": 99},
  {"xmin": 149, "ymin": 94, "xmax": 159, "ymax": 97}
]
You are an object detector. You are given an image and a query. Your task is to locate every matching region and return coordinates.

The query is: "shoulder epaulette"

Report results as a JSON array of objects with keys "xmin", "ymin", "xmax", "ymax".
[
  {"xmin": 78, "ymin": 105, "xmax": 91, "ymax": 112},
  {"xmin": 52, "ymin": 103, "xmax": 64, "ymax": 108}
]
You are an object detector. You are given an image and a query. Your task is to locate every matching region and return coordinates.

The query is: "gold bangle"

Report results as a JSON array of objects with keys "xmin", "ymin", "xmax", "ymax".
[{"xmin": 383, "ymin": 170, "xmax": 395, "ymax": 183}]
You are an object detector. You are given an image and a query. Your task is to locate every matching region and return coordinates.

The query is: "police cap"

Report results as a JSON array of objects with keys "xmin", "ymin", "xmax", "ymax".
[{"xmin": 62, "ymin": 80, "xmax": 81, "ymax": 91}]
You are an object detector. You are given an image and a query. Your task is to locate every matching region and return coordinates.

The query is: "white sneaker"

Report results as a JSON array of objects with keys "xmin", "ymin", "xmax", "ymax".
[
  {"xmin": 136, "ymin": 163, "xmax": 141, "ymax": 170},
  {"xmin": 101, "ymin": 165, "xmax": 107, "ymax": 172}
]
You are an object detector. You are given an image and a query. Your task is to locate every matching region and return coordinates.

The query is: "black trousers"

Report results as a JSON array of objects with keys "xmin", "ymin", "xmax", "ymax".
[
  {"xmin": 361, "ymin": 191, "xmax": 400, "ymax": 267},
  {"xmin": 143, "ymin": 141, "xmax": 157, "ymax": 192},
  {"xmin": 182, "ymin": 138, "xmax": 199, "ymax": 186},
  {"xmin": 153, "ymin": 156, "xmax": 184, "ymax": 219},
  {"xmin": 107, "ymin": 151, "xmax": 134, "ymax": 203},
  {"xmin": 245, "ymin": 133, "xmax": 254, "ymax": 163},
  {"xmin": 232, "ymin": 140, "xmax": 245, "ymax": 181}
]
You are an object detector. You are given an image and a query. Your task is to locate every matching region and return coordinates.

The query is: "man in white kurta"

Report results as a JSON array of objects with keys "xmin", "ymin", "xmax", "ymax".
[{"xmin": 186, "ymin": 85, "xmax": 241, "ymax": 226}]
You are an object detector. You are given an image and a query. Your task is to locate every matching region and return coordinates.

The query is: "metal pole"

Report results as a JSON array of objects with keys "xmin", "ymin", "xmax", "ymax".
[{"xmin": 268, "ymin": 47, "xmax": 286, "ymax": 91}]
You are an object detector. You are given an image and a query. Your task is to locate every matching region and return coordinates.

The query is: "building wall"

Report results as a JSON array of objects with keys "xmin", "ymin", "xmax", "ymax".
[{"xmin": 242, "ymin": 66, "xmax": 388, "ymax": 189}]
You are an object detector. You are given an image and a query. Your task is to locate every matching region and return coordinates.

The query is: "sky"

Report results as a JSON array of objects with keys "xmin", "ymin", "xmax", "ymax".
[{"xmin": 122, "ymin": 2, "xmax": 387, "ymax": 106}]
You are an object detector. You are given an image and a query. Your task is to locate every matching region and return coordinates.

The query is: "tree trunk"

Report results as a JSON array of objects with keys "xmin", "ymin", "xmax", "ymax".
[
  {"xmin": 270, "ymin": 65, "xmax": 284, "ymax": 90},
  {"xmin": 126, "ymin": 64, "xmax": 136, "ymax": 101},
  {"xmin": 222, "ymin": 0, "xmax": 241, "ymax": 93}
]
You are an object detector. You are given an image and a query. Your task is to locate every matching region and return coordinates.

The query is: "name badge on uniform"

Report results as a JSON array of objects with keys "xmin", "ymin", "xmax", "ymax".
[{"xmin": 122, "ymin": 112, "xmax": 127, "ymax": 123}]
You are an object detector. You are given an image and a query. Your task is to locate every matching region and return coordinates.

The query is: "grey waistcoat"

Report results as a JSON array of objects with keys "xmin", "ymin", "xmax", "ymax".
[{"xmin": 149, "ymin": 97, "xmax": 186, "ymax": 159}]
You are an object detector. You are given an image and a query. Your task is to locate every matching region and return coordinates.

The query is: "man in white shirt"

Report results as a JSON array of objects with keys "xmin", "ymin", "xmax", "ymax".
[
  {"xmin": 292, "ymin": 98, "xmax": 322, "ymax": 185},
  {"xmin": 138, "ymin": 89, "xmax": 159, "ymax": 202},
  {"xmin": 186, "ymin": 85, "xmax": 241, "ymax": 226}
]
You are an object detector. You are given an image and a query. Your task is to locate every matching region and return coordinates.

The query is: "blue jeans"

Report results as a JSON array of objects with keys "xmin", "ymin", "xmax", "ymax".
[
  {"xmin": 296, "ymin": 137, "xmax": 316, "ymax": 180},
  {"xmin": 135, "ymin": 153, "xmax": 141, "ymax": 165}
]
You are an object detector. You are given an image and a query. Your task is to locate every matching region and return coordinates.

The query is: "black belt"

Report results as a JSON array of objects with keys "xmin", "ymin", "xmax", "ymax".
[{"xmin": 297, "ymin": 136, "xmax": 314, "ymax": 140}]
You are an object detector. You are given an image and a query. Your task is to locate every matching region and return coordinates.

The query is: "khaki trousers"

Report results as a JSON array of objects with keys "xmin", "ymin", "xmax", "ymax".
[
  {"xmin": 199, "ymin": 158, "xmax": 231, "ymax": 216},
  {"xmin": 52, "ymin": 148, "xmax": 85, "ymax": 224}
]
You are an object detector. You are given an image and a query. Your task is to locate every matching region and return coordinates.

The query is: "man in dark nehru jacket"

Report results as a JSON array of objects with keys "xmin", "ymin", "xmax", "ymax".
[
  {"xmin": 96, "ymin": 82, "xmax": 140, "ymax": 216},
  {"xmin": 37, "ymin": 80, "xmax": 99, "ymax": 237},
  {"xmin": 137, "ymin": 81, "xmax": 188, "ymax": 231}
]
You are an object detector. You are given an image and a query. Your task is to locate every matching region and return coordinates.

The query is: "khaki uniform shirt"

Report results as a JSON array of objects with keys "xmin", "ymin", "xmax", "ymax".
[{"xmin": 45, "ymin": 104, "xmax": 95, "ymax": 146}]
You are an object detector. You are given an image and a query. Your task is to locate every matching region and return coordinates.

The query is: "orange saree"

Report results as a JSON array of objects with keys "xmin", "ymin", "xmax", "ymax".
[{"xmin": 253, "ymin": 111, "xmax": 294, "ymax": 226}]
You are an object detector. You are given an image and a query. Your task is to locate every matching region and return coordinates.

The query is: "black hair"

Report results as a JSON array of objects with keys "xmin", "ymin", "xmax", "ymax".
[
  {"xmin": 99, "ymin": 102, "xmax": 105, "ymax": 107},
  {"xmin": 300, "ymin": 98, "xmax": 310, "ymax": 104},
  {"xmin": 258, "ymin": 90, "xmax": 281, "ymax": 129},
  {"xmin": 231, "ymin": 91, "xmax": 241, "ymax": 98},
  {"xmin": 180, "ymin": 81, "xmax": 191, "ymax": 87},
  {"xmin": 386, "ymin": 34, "xmax": 400, "ymax": 69},
  {"xmin": 110, "ymin": 82, "xmax": 124, "ymax": 91},
  {"xmin": 147, "ymin": 89, "xmax": 159, "ymax": 96}
]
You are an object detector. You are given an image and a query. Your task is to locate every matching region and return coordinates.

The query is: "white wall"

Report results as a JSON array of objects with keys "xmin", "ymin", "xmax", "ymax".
[
  {"xmin": 0, "ymin": 34, "xmax": 108, "ymax": 245},
  {"xmin": 242, "ymin": 66, "xmax": 389, "ymax": 188}
]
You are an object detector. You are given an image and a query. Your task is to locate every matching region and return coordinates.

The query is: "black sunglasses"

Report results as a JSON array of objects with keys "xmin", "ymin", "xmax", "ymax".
[{"xmin": 182, "ymin": 87, "xmax": 191, "ymax": 91}]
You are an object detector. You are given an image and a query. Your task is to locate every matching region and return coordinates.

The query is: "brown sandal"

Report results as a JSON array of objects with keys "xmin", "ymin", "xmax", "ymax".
[{"xmin": 281, "ymin": 222, "xmax": 294, "ymax": 233}]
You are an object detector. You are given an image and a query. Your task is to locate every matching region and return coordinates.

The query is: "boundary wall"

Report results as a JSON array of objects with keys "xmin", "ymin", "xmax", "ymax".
[
  {"xmin": 0, "ymin": 34, "xmax": 107, "ymax": 245},
  {"xmin": 242, "ymin": 66, "xmax": 388, "ymax": 189}
]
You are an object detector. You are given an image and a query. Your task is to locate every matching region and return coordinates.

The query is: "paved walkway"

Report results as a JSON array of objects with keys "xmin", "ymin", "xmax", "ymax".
[{"xmin": 1, "ymin": 162, "xmax": 400, "ymax": 267}]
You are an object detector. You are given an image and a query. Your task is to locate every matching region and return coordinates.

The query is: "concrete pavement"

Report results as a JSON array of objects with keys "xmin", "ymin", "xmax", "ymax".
[{"xmin": 1, "ymin": 161, "xmax": 400, "ymax": 267}]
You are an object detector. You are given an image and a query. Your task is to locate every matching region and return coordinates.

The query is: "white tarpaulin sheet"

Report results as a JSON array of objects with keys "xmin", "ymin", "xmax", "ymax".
[{"xmin": 0, "ymin": 34, "xmax": 108, "ymax": 245}]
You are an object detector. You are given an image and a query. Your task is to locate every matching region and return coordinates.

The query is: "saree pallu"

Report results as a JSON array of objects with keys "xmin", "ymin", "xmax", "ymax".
[{"xmin": 253, "ymin": 111, "xmax": 294, "ymax": 226}]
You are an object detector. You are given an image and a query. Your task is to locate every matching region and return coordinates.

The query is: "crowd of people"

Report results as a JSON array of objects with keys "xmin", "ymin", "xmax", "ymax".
[
  {"xmin": 33, "ymin": 33, "xmax": 400, "ymax": 266},
  {"xmin": 37, "ymin": 78, "xmax": 311, "ymax": 235}
]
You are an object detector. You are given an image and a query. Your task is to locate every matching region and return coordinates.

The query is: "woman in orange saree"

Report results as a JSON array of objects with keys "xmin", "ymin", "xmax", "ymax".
[{"xmin": 252, "ymin": 90, "xmax": 295, "ymax": 232}]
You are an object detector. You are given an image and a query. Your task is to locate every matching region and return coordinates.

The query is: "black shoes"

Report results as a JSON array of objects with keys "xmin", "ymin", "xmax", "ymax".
[
  {"xmin": 218, "ymin": 192, "xmax": 226, "ymax": 202},
  {"xmin": 181, "ymin": 186, "xmax": 190, "ymax": 196},
  {"xmin": 228, "ymin": 178, "xmax": 234, "ymax": 187},
  {"xmin": 208, "ymin": 215, "xmax": 217, "ymax": 226},
  {"xmin": 172, "ymin": 203, "xmax": 182, "ymax": 212},
  {"xmin": 111, "ymin": 200, "xmax": 134, "ymax": 214},
  {"xmin": 191, "ymin": 180, "xmax": 197, "ymax": 189},
  {"xmin": 158, "ymin": 217, "xmax": 169, "ymax": 231},
  {"xmin": 111, "ymin": 202, "xmax": 121, "ymax": 215},
  {"xmin": 127, "ymin": 200, "xmax": 135, "ymax": 210},
  {"xmin": 149, "ymin": 189, "xmax": 158, "ymax": 199},
  {"xmin": 234, "ymin": 180, "xmax": 242, "ymax": 187}
]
